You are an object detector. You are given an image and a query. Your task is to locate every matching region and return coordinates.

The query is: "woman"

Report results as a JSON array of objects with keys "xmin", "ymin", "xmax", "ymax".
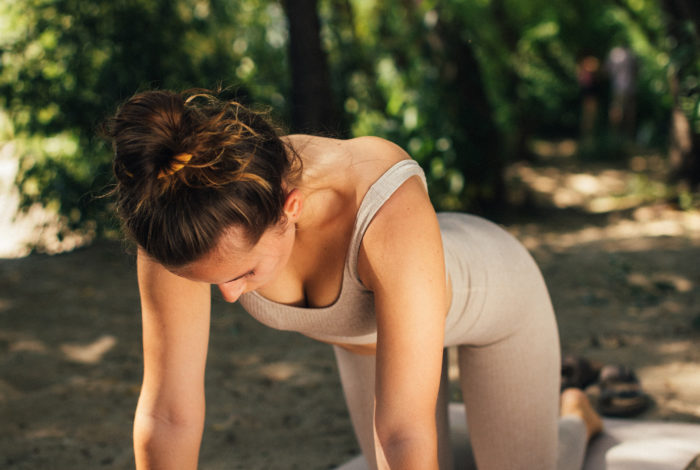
[{"xmin": 107, "ymin": 90, "xmax": 600, "ymax": 469}]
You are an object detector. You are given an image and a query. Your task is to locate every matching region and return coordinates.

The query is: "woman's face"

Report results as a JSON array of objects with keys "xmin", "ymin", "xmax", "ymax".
[{"xmin": 173, "ymin": 220, "xmax": 296, "ymax": 303}]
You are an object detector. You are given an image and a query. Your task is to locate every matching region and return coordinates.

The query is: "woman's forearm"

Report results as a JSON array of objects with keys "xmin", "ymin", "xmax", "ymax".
[{"xmin": 133, "ymin": 411, "xmax": 204, "ymax": 470}]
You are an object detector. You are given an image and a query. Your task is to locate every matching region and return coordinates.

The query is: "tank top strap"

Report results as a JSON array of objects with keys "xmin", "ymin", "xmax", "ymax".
[{"xmin": 346, "ymin": 159, "xmax": 427, "ymax": 282}]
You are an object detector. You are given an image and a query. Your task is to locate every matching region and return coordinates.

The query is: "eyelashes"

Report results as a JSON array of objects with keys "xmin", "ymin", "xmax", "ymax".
[
  {"xmin": 223, "ymin": 270, "xmax": 256, "ymax": 284},
  {"xmin": 237, "ymin": 270, "xmax": 255, "ymax": 281}
]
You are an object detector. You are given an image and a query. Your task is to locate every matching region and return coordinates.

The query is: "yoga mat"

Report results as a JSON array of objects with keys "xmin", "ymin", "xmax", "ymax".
[{"xmin": 334, "ymin": 403, "xmax": 700, "ymax": 470}]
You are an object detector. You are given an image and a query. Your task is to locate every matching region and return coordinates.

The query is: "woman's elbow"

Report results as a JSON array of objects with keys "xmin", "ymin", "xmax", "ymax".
[
  {"xmin": 133, "ymin": 410, "xmax": 205, "ymax": 469},
  {"xmin": 375, "ymin": 422, "xmax": 438, "ymax": 469},
  {"xmin": 133, "ymin": 404, "xmax": 205, "ymax": 445}
]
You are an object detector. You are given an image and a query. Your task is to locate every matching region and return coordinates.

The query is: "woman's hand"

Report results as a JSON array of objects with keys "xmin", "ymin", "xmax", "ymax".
[
  {"xmin": 358, "ymin": 166, "xmax": 448, "ymax": 470},
  {"xmin": 133, "ymin": 249, "xmax": 212, "ymax": 469}
]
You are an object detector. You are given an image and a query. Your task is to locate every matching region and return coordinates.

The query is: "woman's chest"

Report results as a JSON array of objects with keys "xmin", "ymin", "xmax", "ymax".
[{"xmin": 256, "ymin": 218, "xmax": 356, "ymax": 308}]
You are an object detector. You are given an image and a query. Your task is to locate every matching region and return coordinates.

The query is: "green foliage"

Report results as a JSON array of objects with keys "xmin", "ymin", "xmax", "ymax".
[
  {"xmin": 1, "ymin": 0, "xmax": 290, "ymax": 238},
  {"xmin": 1, "ymin": 0, "xmax": 694, "ymax": 243}
]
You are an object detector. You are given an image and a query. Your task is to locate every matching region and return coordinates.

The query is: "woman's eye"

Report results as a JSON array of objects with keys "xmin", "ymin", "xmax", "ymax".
[{"xmin": 224, "ymin": 270, "xmax": 255, "ymax": 284}]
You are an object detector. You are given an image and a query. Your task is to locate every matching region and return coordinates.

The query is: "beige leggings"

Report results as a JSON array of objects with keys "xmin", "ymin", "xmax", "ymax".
[
  {"xmin": 333, "ymin": 216, "xmax": 586, "ymax": 469},
  {"xmin": 334, "ymin": 347, "xmax": 586, "ymax": 470}
]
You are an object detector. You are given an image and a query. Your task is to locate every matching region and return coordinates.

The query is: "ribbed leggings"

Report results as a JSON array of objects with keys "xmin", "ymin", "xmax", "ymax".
[
  {"xmin": 334, "ymin": 348, "xmax": 587, "ymax": 470},
  {"xmin": 333, "ymin": 215, "xmax": 587, "ymax": 470}
]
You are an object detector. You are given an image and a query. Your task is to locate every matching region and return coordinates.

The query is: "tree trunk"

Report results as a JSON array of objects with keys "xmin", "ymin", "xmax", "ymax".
[
  {"xmin": 668, "ymin": 76, "xmax": 700, "ymax": 188},
  {"xmin": 490, "ymin": 0, "xmax": 535, "ymax": 162},
  {"xmin": 380, "ymin": 1, "xmax": 505, "ymax": 210},
  {"xmin": 283, "ymin": 0, "xmax": 340, "ymax": 133},
  {"xmin": 661, "ymin": 0, "xmax": 700, "ymax": 188},
  {"xmin": 431, "ymin": 13, "xmax": 505, "ymax": 209}
]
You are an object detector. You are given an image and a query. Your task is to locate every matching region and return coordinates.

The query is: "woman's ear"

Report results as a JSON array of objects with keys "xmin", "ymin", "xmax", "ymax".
[{"xmin": 283, "ymin": 188, "xmax": 304, "ymax": 222}]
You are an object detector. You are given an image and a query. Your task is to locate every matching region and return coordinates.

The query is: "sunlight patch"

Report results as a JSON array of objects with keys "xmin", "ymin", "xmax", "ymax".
[
  {"xmin": 259, "ymin": 362, "xmax": 299, "ymax": 382},
  {"xmin": 61, "ymin": 335, "xmax": 117, "ymax": 364},
  {"xmin": 9, "ymin": 339, "xmax": 48, "ymax": 353}
]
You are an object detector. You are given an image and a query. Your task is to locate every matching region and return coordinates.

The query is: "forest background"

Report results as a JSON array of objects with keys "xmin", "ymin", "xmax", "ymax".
[
  {"xmin": 1, "ymin": 0, "xmax": 700, "ymax": 469},
  {"xmin": 1, "ymin": 0, "xmax": 699, "ymax": 239}
]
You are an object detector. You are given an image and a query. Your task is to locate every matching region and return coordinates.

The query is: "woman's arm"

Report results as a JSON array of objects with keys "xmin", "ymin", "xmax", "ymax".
[
  {"xmin": 133, "ymin": 249, "xmax": 212, "ymax": 470},
  {"xmin": 358, "ymin": 172, "xmax": 448, "ymax": 470}
]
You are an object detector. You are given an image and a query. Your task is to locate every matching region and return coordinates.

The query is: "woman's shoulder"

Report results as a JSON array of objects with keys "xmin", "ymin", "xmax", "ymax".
[
  {"xmin": 287, "ymin": 134, "xmax": 412, "ymax": 196},
  {"xmin": 346, "ymin": 136, "xmax": 410, "ymax": 161},
  {"xmin": 286, "ymin": 134, "xmax": 409, "ymax": 163}
]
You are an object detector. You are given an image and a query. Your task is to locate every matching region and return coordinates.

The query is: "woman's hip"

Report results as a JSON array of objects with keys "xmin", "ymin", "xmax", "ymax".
[{"xmin": 439, "ymin": 213, "xmax": 557, "ymax": 347}]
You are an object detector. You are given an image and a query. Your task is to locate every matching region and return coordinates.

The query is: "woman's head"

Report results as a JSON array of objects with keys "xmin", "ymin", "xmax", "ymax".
[{"xmin": 106, "ymin": 89, "xmax": 300, "ymax": 267}]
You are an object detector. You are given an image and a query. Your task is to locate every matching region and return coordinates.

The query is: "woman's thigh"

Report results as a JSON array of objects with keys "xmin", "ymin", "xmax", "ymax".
[
  {"xmin": 440, "ymin": 215, "xmax": 562, "ymax": 468},
  {"xmin": 456, "ymin": 292, "xmax": 561, "ymax": 470}
]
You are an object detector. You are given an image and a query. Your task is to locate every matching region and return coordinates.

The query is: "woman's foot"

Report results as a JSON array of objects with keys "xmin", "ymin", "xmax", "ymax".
[{"xmin": 560, "ymin": 388, "xmax": 604, "ymax": 440}]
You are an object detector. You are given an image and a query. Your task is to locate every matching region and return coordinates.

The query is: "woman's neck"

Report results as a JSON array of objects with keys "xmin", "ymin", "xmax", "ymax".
[{"xmin": 283, "ymin": 134, "xmax": 357, "ymax": 237}]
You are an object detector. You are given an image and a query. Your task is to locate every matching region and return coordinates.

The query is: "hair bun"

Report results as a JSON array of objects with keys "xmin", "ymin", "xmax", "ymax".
[{"xmin": 108, "ymin": 88, "xmax": 300, "ymax": 267}]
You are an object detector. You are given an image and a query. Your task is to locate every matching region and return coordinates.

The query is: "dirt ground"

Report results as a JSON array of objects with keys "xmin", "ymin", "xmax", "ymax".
[{"xmin": 1, "ymin": 145, "xmax": 699, "ymax": 469}]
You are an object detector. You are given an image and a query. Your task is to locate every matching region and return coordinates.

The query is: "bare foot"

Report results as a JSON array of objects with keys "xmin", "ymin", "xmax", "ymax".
[{"xmin": 560, "ymin": 388, "xmax": 604, "ymax": 440}]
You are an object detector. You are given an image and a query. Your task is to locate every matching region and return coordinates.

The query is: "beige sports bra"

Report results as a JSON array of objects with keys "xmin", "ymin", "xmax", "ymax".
[{"xmin": 238, "ymin": 159, "xmax": 427, "ymax": 345}]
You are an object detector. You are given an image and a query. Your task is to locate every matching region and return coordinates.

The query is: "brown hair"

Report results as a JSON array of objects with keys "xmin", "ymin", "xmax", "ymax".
[{"xmin": 105, "ymin": 89, "xmax": 300, "ymax": 267}]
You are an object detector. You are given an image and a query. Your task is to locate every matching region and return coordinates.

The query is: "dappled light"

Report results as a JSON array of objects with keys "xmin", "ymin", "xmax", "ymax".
[
  {"xmin": 530, "ymin": 139, "xmax": 578, "ymax": 159},
  {"xmin": 514, "ymin": 209, "xmax": 700, "ymax": 251},
  {"xmin": 0, "ymin": 0, "xmax": 698, "ymax": 468},
  {"xmin": 626, "ymin": 272, "xmax": 694, "ymax": 294},
  {"xmin": 0, "ymin": 140, "xmax": 92, "ymax": 257},
  {"xmin": 507, "ymin": 149, "xmax": 676, "ymax": 214},
  {"xmin": 488, "ymin": 141, "xmax": 700, "ymax": 427},
  {"xmin": 9, "ymin": 338, "xmax": 48, "ymax": 354},
  {"xmin": 258, "ymin": 361, "xmax": 305, "ymax": 383},
  {"xmin": 506, "ymin": 148, "xmax": 700, "ymax": 252},
  {"xmin": 641, "ymin": 358, "xmax": 700, "ymax": 419},
  {"xmin": 60, "ymin": 335, "xmax": 117, "ymax": 365}
]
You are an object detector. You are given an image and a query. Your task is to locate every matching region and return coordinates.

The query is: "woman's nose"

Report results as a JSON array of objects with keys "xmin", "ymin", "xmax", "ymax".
[{"xmin": 217, "ymin": 282, "xmax": 246, "ymax": 303}]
